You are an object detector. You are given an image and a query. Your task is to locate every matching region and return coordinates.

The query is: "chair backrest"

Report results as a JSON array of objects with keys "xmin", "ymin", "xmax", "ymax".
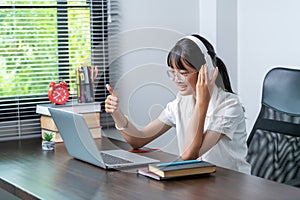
[{"xmin": 246, "ymin": 67, "xmax": 300, "ymax": 186}]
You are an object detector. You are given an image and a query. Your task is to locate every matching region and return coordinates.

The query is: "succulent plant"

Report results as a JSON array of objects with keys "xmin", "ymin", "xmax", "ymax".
[{"xmin": 43, "ymin": 132, "xmax": 54, "ymax": 142}]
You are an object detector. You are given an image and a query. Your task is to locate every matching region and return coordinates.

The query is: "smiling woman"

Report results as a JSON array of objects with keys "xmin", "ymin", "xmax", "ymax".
[
  {"xmin": 0, "ymin": 0, "xmax": 110, "ymax": 140},
  {"xmin": 105, "ymin": 34, "xmax": 251, "ymax": 174}
]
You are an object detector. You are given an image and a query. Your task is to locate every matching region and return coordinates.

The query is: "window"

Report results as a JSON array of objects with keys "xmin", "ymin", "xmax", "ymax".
[{"xmin": 0, "ymin": 0, "xmax": 110, "ymax": 140}]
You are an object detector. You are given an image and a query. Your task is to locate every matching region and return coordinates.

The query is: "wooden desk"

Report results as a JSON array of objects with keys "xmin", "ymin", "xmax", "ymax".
[{"xmin": 0, "ymin": 138, "xmax": 299, "ymax": 200}]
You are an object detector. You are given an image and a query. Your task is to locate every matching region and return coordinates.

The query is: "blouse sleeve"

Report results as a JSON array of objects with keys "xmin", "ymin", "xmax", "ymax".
[
  {"xmin": 206, "ymin": 96, "xmax": 244, "ymax": 140},
  {"xmin": 158, "ymin": 99, "xmax": 177, "ymax": 127}
]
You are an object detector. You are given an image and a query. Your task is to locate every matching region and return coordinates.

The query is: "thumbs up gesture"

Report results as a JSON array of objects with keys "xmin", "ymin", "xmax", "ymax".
[{"xmin": 105, "ymin": 84, "xmax": 119, "ymax": 114}]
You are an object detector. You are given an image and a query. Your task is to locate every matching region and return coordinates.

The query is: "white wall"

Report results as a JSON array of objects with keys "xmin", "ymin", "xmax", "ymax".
[
  {"xmin": 238, "ymin": 0, "xmax": 300, "ymax": 132},
  {"xmin": 106, "ymin": 0, "xmax": 201, "ymax": 154},
  {"xmin": 201, "ymin": 0, "xmax": 300, "ymax": 133},
  {"xmin": 199, "ymin": 0, "xmax": 238, "ymax": 92}
]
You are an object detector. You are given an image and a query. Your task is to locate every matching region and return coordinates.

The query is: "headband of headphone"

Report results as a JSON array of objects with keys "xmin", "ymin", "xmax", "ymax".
[{"xmin": 182, "ymin": 35, "xmax": 214, "ymax": 79}]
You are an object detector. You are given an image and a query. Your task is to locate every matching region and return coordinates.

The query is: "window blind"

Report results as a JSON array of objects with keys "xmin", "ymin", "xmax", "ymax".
[
  {"xmin": 0, "ymin": 0, "xmax": 111, "ymax": 141},
  {"xmin": 99, "ymin": 0, "xmax": 119, "ymax": 129}
]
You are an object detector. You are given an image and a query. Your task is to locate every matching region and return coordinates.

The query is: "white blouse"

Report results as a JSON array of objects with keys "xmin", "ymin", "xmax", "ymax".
[{"xmin": 158, "ymin": 85, "xmax": 251, "ymax": 174}]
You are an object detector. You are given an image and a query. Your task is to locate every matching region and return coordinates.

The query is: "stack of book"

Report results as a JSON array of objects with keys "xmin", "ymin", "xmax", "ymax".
[
  {"xmin": 138, "ymin": 159, "xmax": 216, "ymax": 180},
  {"xmin": 36, "ymin": 102, "xmax": 102, "ymax": 143},
  {"xmin": 76, "ymin": 66, "xmax": 97, "ymax": 103}
]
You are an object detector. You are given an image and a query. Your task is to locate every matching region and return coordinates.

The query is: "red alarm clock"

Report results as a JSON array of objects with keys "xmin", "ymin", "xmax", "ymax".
[{"xmin": 48, "ymin": 81, "xmax": 70, "ymax": 104}]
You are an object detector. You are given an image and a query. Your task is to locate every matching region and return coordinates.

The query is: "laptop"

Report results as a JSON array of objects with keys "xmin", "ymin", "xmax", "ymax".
[{"xmin": 48, "ymin": 108, "xmax": 159, "ymax": 169}]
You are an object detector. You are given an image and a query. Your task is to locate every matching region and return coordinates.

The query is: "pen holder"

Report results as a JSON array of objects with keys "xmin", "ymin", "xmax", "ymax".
[
  {"xmin": 76, "ymin": 66, "xmax": 98, "ymax": 103},
  {"xmin": 76, "ymin": 83, "xmax": 95, "ymax": 103}
]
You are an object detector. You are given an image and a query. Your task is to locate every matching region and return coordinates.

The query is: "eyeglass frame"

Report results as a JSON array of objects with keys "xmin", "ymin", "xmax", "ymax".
[{"xmin": 166, "ymin": 69, "xmax": 198, "ymax": 82}]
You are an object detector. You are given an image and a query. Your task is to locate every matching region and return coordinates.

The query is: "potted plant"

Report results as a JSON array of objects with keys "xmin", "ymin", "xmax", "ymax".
[{"xmin": 42, "ymin": 131, "xmax": 55, "ymax": 151}]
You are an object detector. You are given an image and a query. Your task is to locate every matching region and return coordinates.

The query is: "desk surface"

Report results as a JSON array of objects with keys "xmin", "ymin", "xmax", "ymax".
[{"xmin": 0, "ymin": 138, "xmax": 299, "ymax": 200}]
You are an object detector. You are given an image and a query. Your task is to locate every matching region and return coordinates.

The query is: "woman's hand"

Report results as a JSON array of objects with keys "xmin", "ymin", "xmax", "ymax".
[
  {"xmin": 196, "ymin": 65, "xmax": 218, "ymax": 107},
  {"xmin": 105, "ymin": 84, "xmax": 119, "ymax": 114}
]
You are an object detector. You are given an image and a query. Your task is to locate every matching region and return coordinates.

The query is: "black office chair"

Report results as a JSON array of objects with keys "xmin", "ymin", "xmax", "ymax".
[{"xmin": 246, "ymin": 67, "xmax": 300, "ymax": 187}]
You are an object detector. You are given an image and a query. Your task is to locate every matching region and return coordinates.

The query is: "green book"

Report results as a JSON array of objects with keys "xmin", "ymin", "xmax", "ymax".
[{"xmin": 148, "ymin": 160, "xmax": 216, "ymax": 179}]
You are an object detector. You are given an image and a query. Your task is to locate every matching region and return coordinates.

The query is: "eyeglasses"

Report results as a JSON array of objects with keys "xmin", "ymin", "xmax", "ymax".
[{"xmin": 166, "ymin": 69, "xmax": 198, "ymax": 82}]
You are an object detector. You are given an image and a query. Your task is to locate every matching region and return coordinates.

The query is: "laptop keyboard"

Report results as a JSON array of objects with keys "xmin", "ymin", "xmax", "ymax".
[{"xmin": 100, "ymin": 152, "xmax": 133, "ymax": 165}]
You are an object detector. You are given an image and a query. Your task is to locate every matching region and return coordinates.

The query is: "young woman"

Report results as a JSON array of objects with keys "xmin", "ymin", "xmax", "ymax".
[{"xmin": 105, "ymin": 34, "xmax": 251, "ymax": 174}]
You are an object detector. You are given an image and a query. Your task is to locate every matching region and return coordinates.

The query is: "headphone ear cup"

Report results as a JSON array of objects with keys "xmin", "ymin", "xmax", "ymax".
[{"xmin": 207, "ymin": 63, "xmax": 214, "ymax": 80}]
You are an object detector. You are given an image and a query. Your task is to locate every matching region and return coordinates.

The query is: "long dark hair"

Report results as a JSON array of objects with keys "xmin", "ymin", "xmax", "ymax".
[{"xmin": 167, "ymin": 34, "xmax": 234, "ymax": 93}]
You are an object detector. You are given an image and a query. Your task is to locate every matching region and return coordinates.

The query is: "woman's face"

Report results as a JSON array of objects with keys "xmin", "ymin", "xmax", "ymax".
[{"xmin": 170, "ymin": 59, "xmax": 198, "ymax": 96}]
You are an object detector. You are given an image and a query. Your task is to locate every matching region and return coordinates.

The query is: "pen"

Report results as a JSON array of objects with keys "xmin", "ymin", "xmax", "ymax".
[
  {"xmin": 129, "ymin": 148, "xmax": 160, "ymax": 153},
  {"xmin": 158, "ymin": 159, "xmax": 201, "ymax": 167}
]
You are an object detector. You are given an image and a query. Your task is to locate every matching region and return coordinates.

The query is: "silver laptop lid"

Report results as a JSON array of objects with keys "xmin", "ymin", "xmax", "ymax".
[{"xmin": 48, "ymin": 108, "xmax": 106, "ymax": 168}]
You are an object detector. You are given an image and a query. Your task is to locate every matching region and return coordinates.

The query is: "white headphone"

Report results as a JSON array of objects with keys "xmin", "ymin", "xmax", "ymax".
[{"xmin": 182, "ymin": 35, "xmax": 215, "ymax": 79}]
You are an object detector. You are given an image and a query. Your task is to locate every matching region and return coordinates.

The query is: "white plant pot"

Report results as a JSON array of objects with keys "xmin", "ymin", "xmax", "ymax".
[{"xmin": 42, "ymin": 141, "xmax": 55, "ymax": 151}]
